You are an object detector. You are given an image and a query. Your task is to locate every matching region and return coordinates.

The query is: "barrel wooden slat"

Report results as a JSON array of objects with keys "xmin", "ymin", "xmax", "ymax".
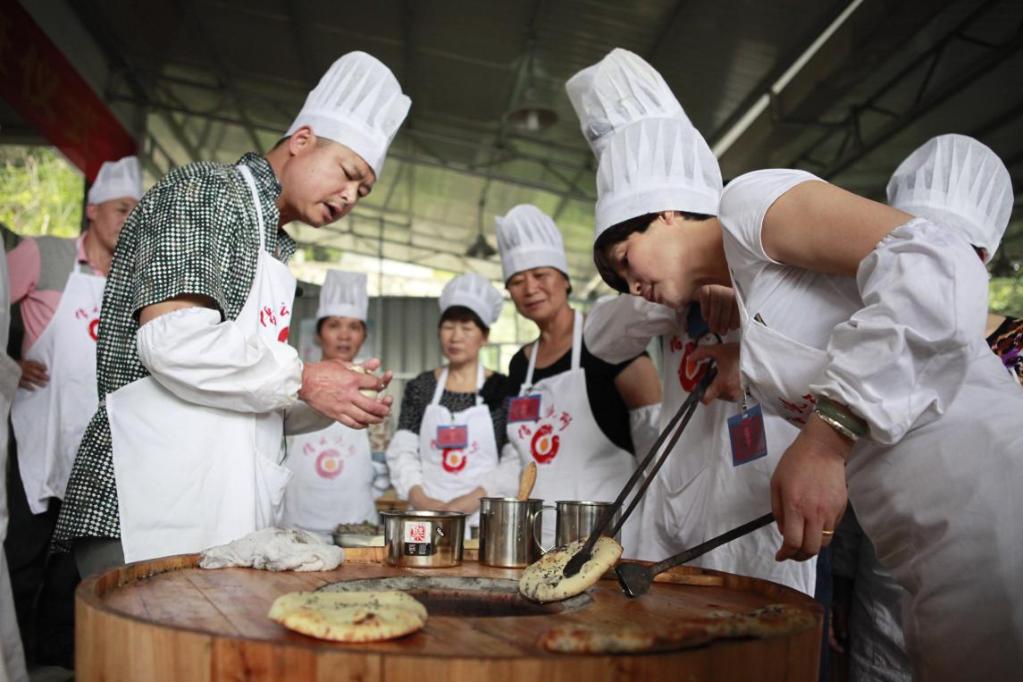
[{"xmin": 77, "ymin": 550, "xmax": 822, "ymax": 681}]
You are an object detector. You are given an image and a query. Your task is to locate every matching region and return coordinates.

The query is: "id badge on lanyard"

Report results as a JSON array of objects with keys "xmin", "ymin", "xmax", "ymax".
[
  {"xmin": 508, "ymin": 394, "xmax": 542, "ymax": 423},
  {"xmin": 436, "ymin": 424, "xmax": 469, "ymax": 449},
  {"xmin": 728, "ymin": 393, "xmax": 768, "ymax": 466}
]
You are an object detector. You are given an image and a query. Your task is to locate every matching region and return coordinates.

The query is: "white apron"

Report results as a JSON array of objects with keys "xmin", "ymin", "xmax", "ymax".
[
  {"xmin": 0, "ymin": 353, "xmax": 28, "ymax": 682},
  {"xmin": 734, "ymin": 271, "xmax": 1023, "ymax": 680},
  {"xmin": 506, "ymin": 312, "xmax": 639, "ymax": 554},
  {"xmin": 11, "ymin": 263, "xmax": 105, "ymax": 514},
  {"xmin": 109, "ymin": 164, "xmax": 295, "ymax": 563},
  {"xmin": 417, "ymin": 363, "xmax": 498, "ymax": 536},
  {"xmin": 283, "ymin": 421, "xmax": 377, "ymax": 536},
  {"xmin": 638, "ymin": 306, "xmax": 814, "ymax": 594}
]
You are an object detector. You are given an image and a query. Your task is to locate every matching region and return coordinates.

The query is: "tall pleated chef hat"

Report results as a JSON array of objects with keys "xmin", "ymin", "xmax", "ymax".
[
  {"xmin": 887, "ymin": 134, "xmax": 1013, "ymax": 262},
  {"xmin": 495, "ymin": 204, "xmax": 570, "ymax": 282},
  {"xmin": 87, "ymin": 156, "xmax": 143, "ymax": 205},
  {"xmin": 593, "ymin": 116, "xmax": 722, "ymax": 242},
  {"xmin": 286, "ymin": 51, "xmax": 411, "ymax": 178},
  {"xmin": 316, "ymin": 270, "xmax": 368, "ymax": 322},
  {"xmin": 565, "ymin": 48, "xmax": 687, "ymax": 155},
  {"xmin": 439, "ymin": 273, "xmax": 504, "ymax": 328}
]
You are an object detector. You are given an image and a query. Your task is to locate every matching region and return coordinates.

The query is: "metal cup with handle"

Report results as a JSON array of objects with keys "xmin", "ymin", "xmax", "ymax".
[
  {"xmin": 478, "ymin": 497, "xmax": 556, "ymax": 567},
  {"xmin": 555, "ymin": 500, "xmax": 621, "ymax": 547}
]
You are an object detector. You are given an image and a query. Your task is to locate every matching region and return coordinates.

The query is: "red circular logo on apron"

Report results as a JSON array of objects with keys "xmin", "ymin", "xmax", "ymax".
[
  {"xmin": 315, "ymin": 449, "xmax": 343, "ymax": 479},
  {"xmin": 530, "ymin": 424, "xmax": 560, "ymax": 464},
  {"xmin": 679, "ymin": 339, "xmax": 716, "ymax": 392},
  {"xmin": 88, "ymin": 318, "xmax": 100, "ymax": 342},
  {"xmin": 442, "ymin": 448, "xmax": 467, "ymax": 473},
  {"xmin": 278, "ymin": 326, "xmax": 290, "ymax": 343}
]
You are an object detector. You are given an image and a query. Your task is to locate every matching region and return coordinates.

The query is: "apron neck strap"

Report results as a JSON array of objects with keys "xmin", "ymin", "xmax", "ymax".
[
  {"xmin": 431, "ymin": 362, "xmax": 485, "ymax": 407},
  {"xmin": 236, "ymin": 164, "xmax": 266, "ymax": 252},
  {"xmin": 524, "ymin": 309, "xmax": 583, "ymax": 389}
]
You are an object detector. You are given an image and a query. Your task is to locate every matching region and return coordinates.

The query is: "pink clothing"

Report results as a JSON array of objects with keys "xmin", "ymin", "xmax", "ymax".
[{"xmin": 7, "ymin": 235, "xmax": 93, "ymax": 354}]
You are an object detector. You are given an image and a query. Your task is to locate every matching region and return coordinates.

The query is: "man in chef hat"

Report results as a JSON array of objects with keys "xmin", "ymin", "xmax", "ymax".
[
  {"xmin": 283, "ymin": 271, "xmax": 383, "ymax": 536},
  {"xmin": 5, "ymin": 155, "xmax": 141, "ymax": 665},
  {"xmin": 53, "ymin": 51, "xmax": 411, "ymax": 577},
  {"xmin": 565, "ymin": 48, "xmax": 816, "ymax": 595}
]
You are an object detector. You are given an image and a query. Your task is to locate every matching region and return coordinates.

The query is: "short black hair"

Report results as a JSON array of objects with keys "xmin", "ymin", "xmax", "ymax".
[
  {"xmin": 593, "ymin": 210, "xmax": 713, "ymax": 293},
  {"xmin": 439, "ymin": 305, "xmax": 489, "ymax": 335},
  {"xmin": 316, "ymin": 317, "xmax": 367, "ymax": 336}
]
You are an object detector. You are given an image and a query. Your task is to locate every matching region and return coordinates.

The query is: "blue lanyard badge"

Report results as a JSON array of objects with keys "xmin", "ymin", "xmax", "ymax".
[
  {"xmin": 507, "ymin": 394, "xmax": 542, "ymax": 423},
  {"xmin": 436, "ymin": 424, "xmax": 469, "ymax": 449},
  {"xmin": 728, "ymin": 402, "xmax": 768, "ymax": 466}
]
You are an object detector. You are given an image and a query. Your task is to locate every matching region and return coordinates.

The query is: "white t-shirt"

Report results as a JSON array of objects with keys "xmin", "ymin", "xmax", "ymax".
[{"xmin": 718, "ymin": 169, "xmax": 861, "ymax": 350}]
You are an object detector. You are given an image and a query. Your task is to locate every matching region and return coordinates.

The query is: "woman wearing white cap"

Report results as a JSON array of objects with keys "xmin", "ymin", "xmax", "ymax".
[
  {"xmin": 496, "ymin": 204, "xmax": 661, "ymax": 555},
  {"xmin": 592, "ymin": 110, "xmax": 1023, "ymax": 677},
  {"xmin": 54, "ymin": 51, "xmax": 410, "ymax": 576},
  {"xmin": 827, "ymin": 134, "xmax": 1019, "ymax": 682},
  {"xmin": 281, "ymin": 271, "xmax": 379, "ymax": 535},
  {"xmin": 386, "ymin": 273, "xmax": 509, "ymax": 535},
  {"xmin": 565, "ymin": 48, "xmax": 815, "ymax": 594}
]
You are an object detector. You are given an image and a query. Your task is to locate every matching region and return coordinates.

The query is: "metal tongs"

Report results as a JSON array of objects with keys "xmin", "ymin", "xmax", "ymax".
[{"xmin": 561, "ymin": 365, "xmax": 717, "ymax": 579}]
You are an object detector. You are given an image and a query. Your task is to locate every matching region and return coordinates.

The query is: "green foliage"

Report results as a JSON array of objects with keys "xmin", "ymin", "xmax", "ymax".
[
  {"xmin": 0, "ymin": 146, "xmax": 83, "ymax": 239},
  {"xmin": 989, "ymin": 277, "xmax": 1023, "ymax": 316}
]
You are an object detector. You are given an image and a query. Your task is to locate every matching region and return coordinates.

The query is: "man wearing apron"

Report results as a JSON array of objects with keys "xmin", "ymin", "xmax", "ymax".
[
  {"xmin": 497, "ymin": 205, "xmax": 661, "ymax": 556},
  {"xmin": 4, "ymin": 156, "xmax": 141, "ymax": 666},
  {"xmin": 283, "ymin": 270, "xmax": 379, "ymax": 536},
  {"xmin": 52, "ymin": 52, "xmax": 410, "ymax": 576},
  {"xmin": 386, "ymin": 273, "xmax": 508, "ymax": 538},
  {"xmin": 566, "ymin": 49, "xmax": 816, "ymax": 594}
]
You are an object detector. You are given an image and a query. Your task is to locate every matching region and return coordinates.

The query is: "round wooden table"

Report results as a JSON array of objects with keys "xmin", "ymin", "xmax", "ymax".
[{"xmin": 76, "ymin": 548, "xmax": 822, "ymax": 681}]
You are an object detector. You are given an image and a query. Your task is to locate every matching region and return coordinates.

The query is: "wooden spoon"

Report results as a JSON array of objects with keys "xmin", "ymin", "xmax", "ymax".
[{"xmin": 517, "ymin": 462, "xmax": 537, "ymax": 501}]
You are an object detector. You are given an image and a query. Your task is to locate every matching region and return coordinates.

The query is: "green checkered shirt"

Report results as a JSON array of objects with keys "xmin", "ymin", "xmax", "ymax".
[{"xmin": 53, "ymin": 153, "xmax": 296, "ymax": 550}]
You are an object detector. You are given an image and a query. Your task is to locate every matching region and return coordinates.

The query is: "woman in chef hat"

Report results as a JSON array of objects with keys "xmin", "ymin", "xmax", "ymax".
[
  {"xmin": 590, "ymin": 100, "xmax": 1023, "ymax": 678},
  {"xmin": 496, "ymin": 204, "xmax": 661, "ymax": 555},
  {"xmin": 385, "ymin": 273, "xmax": 510, "ymax": 536},
  {"xmin": 282, "ymin": 270, "xmax": 378, "ymax": 535}
]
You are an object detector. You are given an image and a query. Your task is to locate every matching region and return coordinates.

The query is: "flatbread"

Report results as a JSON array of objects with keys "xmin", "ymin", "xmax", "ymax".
[
  {"xmin": 278, "ymin": 605, "xmax": 424, "ymax": 642},
  {"xmin": 268, "ymin": 591, "xmax": 428, "ymax": 622},
  {"xmin": 538, "ymin": 624, "xmax": 656, "ymax": 654},
  {"xmin": 518, "ymin": 536, "xmax": 622, "ymax": 603}
]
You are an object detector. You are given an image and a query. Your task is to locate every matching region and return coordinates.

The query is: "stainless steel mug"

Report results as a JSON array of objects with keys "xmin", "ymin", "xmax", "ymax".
[
  {"xmin": 555, "ymin": 500, "xmax": 621, "ymax": 547},
  {"xmin": 478, "ymin": 497, "xmax": 553, "ymax": 567}
]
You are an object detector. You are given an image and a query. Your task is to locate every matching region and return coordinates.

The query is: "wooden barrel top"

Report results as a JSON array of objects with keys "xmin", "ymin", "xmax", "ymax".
[{"xmin": 76, "ymin": 548, "xmax": 822, "ymax": 682}]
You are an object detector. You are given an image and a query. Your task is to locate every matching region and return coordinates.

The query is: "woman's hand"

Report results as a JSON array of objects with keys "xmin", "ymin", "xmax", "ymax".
[
  {"xmin": 688, "ymin": 343, "xmax": 743, "ymax": 403},
  {"xmin": 771, "ymin": 414, "xmax": 851, "ymax": 561},
  {"xmin": 445, "ymin": 486, "xmax": 486, "ymax": 515},
  {"xmin": 695, "ymin": 284, "xmax": 740, "ymax": 336},
  {"xmin": 18, "ymin": 359, "xmax": 49, "ymax": 389},
  {"xmin": 407, "ymin": 485, "xmax": 448, "ymax": 512}
]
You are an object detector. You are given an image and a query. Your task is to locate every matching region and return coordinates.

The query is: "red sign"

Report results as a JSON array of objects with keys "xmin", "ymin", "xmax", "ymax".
[{"xmin": 0, "ymin": 0, "xmax": 136, "ymax": 181}]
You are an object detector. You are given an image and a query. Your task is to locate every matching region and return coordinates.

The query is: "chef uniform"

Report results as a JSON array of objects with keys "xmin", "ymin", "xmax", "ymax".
[
  {"xmin": 566, "ymin": 48, "xmax": 815, "ymax": 593},
  {"xmin": 718, "ymin": 152, "xmax": 1022, "ymax": 681},
  {"xmin": 826, "ymin": 134, "xmax": 1018, "ymax": 682},
  {"xmin": 0, "ymin": 253, "xmax": 28, "ymax": 682},
  {"xmin": 282, "ymin": 271, "xmax": 377, "ymax": 536},
  {"xmin": 54, "ymin": 52, "xmax": 410, "ymax": 567},
  {"xmin": 496, "ymin": 205, "xmax": 642, "ymax": 553},
  {"xmin": 11, "ymin": 157, "xmax": 142, "ymax": 516}
]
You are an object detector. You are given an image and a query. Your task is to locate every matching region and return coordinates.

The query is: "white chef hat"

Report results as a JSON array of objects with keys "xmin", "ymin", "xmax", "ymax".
[
  {"xmin": 87, "ymin": 156, "xmax": 143, "ymax": 205},
  {"xmin": 286, "ymin": 51, "xmax": 411, "ymax": 178},
  {"xmin": 495, "ymin": 204, "xmax": 570, "ymax": 282},
  {"xmin": 316, "ymin": 270, "xmax": 368, "ymax": 322},
  {"xmin": 439, "ymin": 273, "xmax": 504, "ymax": 328},
  {"xmin": 886, "ymin": 134, "xmax": 1013, "ymax": 262},
  {"xmin": 565, "ymin": 48, "xmax": 686, "ymax": 155},
  {"xmin": 593, "ymin": 117, "xmax": 722, "ymax": 243}
]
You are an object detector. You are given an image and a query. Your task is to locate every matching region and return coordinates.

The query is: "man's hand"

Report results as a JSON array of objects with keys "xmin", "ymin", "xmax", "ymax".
[
  {"xmin": 299, "ymin": 358, "xmax": 393, "ymax": 429},
  {"xmin": 408, "ymin": 485, "xmax": 448, "ymax": 512},
  {"xmin": 688, "ymin": 343, "xmax": 743, "ymax": 403},
  {"xmin": 695, "ymin": 284, "xmax": 740, "ymax": 336},
  {"xmin": 771, "ymin": 414, "xmax": 851, "ymax": 562},
  {"xmin": 18, "ymin": 359, "xmax": 49, "ymax": 389}
]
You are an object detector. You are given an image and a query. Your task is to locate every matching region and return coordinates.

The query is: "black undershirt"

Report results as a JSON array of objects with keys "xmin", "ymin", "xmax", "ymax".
[{"xmin": 506, "ymin": 340, "xmax": 644, "ymax": 454}]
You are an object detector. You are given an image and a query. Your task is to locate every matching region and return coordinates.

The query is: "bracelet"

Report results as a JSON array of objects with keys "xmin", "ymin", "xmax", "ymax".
[
  {"xmin": 813, "ymin": 408, "xmax": 859, "ymax": 442},
  {"xmin": 813, "ymin": 395, "xmax": 869, "ymax": 438}
]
